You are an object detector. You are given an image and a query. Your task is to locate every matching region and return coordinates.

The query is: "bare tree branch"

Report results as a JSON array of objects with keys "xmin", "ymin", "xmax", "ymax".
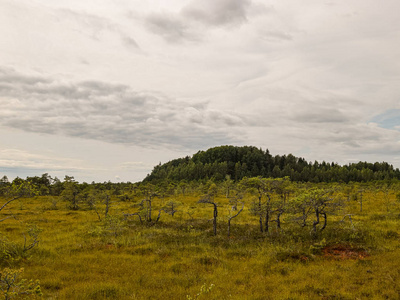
[
  {"xmin": 0, "ymin": 197, "xmax": 19, "ymax": 212},
  {"xmin": 0, "ymin": 216, "xmax": 16, "ymax": 222},
  {"xmin": 228, "ymin": 202, "xmax": 244, "ymax": 238},
  {"xmin": 124, "ymin": 212, "xmax": 143, "ymax": 224}
]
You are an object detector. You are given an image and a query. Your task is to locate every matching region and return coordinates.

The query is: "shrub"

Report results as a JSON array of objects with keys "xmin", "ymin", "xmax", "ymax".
[{"xmin": 0, "ymin": 267, "xmax": 42, "ymax": 299}]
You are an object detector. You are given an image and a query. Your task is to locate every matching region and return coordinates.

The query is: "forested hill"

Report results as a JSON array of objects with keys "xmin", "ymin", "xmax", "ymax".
[{"xmin": 144, "ymin": 145, "xmax": 400, "ymax": 183}]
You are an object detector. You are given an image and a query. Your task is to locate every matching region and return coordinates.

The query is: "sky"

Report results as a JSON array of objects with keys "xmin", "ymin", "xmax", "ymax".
[{"xmin": 1, "ymin": 0, "xmax": 400, "ymax": 183}]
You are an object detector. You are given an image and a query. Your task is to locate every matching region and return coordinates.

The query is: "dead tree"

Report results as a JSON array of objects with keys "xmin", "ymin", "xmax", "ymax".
[
  {"xmin": 124, "ymin": 212, "xmax": 143, "ymax": 224},
  {"xmin": 227, "ymin": 202, "xmax": 244, "ymax": 238},
  {"xmin": 198, "ymin": 195, "xmax": 218, "ymax": 236},
  {"xmin": 92, "ymin": 192, "xmax": 112, "ymax": 222},
  {"xmin": 0, "ymin": 198, "xmax": 19, "ymax": 222},
  {"xmin": 154, "ymin": 202, "xmax": 179, "ymax": 223}
]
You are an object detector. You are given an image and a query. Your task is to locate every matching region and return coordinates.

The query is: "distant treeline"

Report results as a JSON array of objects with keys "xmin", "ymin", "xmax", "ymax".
[
  {"xmin": 144, "ymin": 145, "xmax": 400, "ymax": 183},
  {"xmin": 0, "ymin": 174, "xmax": 134, "ymax": 197}
]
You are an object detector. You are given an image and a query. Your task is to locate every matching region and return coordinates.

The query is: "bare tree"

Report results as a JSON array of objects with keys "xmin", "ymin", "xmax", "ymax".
[
  {"xmin": 90, "ymin": 190, "xmax": 112, "ymax": 222},
  {"xmin": 124, "ymin": 212, "xmax": 143, "ymax": 224},
  {"xmin": 241, "ymin": 177, "xmax": 289, "ymax": 233},
  {"xmin": 139, "ymin": 184, "xmax": 158, "ymax": 222},
  {"xmin": 198, "ymin": 184, "xmax": 219, "ymax": 236},
  {"xmin": 227, "ymin": 202, "xmax": 244, "ymax": 238}
]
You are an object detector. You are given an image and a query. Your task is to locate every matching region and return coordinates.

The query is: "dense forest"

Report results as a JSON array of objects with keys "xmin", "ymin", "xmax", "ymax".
[{"xmin": 144, "ymin": 145, "xmax": 400, "ymax": 183}]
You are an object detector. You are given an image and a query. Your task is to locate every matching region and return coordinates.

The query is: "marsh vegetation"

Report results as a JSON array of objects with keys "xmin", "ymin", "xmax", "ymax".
[{"xmin": 1, "ymin": 172, "xmax": 400, "ymax": 299}]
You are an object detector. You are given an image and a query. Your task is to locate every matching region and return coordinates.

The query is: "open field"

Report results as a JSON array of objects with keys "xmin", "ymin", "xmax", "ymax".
[{"xmin": 1, "ymin": 185, "xmax": 400, "ymax": 299}]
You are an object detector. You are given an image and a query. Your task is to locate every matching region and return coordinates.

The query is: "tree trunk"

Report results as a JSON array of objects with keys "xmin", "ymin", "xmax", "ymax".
[
  {"xmin": 72, "ymin": 193, "xmax": 78, "ymax": 210},
  {"xmin": 213, "ymin": 203, "xmax": 218, "ymax": 236},
  {"xmin": 321, "ymin": 212, "xmax": 327, "ymax": 231},
  {"xmin": 265, "ymin": 196, "xmax": 271, "ymax": 233},
  {"xmin": 265, "ymin": 210, "xmax": 269, "ymax": 233},
  {"xmin": 147, "ymin": 199, "xmax": 152, "ymax": 222},
  {"xmin": 156, "ymin": 210, "xmax": 163, "ymax": 223},
  {"xmin": 258, "ymin": 195, "xmax": 263, "ymax": 232},
  {"xmin": 301, "ymin": 208, "xmax": 307, "ymax": 227},
  {"xmin": 312, "ymin": 208, "xmax": 320, "ymax": 234},
  {"xmin": 276, "ymin": 210, "xmax": 283, "ymax": 229},
  {"xmin": 104, "ymin": 195, "xmax": 110, "ymax": 218},
  {"xmin": 227, "ymin": 203, "xmax": 244, "ymax": 238}
]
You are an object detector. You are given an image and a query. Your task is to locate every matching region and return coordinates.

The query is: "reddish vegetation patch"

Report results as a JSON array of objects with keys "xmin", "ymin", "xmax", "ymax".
[
  {"xmin": 322, "ymin": 244, "xmax": 369, "ymax": 260},
  {"xmin": 105, "ymin": 243, "xmax": 114, "ymax": 249}
]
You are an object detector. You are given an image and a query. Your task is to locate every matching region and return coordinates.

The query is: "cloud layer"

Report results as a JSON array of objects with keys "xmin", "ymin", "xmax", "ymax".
[
  {"xmin": 0, "ymin": 67, "xmax": 244, "ymax": 150},
  {"xmin": 1, "ymin": 0, "xmax": 400, "ymax": 182}
]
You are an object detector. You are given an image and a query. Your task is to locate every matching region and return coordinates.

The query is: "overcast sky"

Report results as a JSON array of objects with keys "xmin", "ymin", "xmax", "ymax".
[{"xmin": 1, "ymin": 0, "xmax": 400, "ymax": 183}]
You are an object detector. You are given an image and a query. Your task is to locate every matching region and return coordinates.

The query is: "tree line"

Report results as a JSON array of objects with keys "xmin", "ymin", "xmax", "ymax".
[
  {"xmin": 2, "ymin": 171, "xmax": 400, "ymax": 242},
  {"xmin": 144, "ymin": 145, "xmax": 400, "ymax": 183}
]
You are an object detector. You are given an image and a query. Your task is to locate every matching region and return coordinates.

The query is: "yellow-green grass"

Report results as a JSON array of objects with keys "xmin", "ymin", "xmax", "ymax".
[{"xmin": 1, "ymin": 189, "xmax": 400, "ymax": 299}]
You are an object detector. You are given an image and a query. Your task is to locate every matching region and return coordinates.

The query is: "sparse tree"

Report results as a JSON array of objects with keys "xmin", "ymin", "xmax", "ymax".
[
  {"xmin": 241, "ymin": 177, "xmax": 288, "ymax": 233},
  {"xmin": 0, "ymin": 268, "xmax": 42, "ymax": 299},
  {"xmin": 88, "ymin": 189, "xmax": 113, "ymax": 221},
  {"xmin": 294, "ymin": 188, "xmax": 341, "ymax": 236},
  {"xmin": 61, "ymin": 176, "xmax": 80, "ymax": 210},
  {"xmin": 0, "ymin": 180, "xmax": 37, "ymax": 222},
  {"xmin": 227, "ymin": 201, "xmax": 244, "ymax": 238},
  {"xmin": 139, "ymin": 184, "xmax": 158, "ymax": 222},
  {"xmin": 198, "ymin": 183, "xmax": 219, "ymax": 236}
]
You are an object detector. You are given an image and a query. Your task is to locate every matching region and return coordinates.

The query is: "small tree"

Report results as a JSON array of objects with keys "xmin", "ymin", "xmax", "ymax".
[
  {"xmin": 294, "ymin": 188, "xmax": 340, "ymax": 237},
  {"xmin": 380, "ymin": 183, "xmax": 394, "ymax": 213},
  {"xmin": 138, "ymin": 184, "xmax": 158, "ymax": 222},
  {"xmin": 241, "ymin": 177, "xmax": 288, "ymax": 233},
  {"xmin": 0, "ymin": 268, "xmax": 42, "ymax": 299},
  {"xmin": 161, "ymin": 200, "xmax": 181, "ymax": 218},
  {"xmin": 1, "ymin": 181, "xmax": 37, "ymax": 222},
  {"xmin": 155, "ymin": 202, "xmax": 179, "ymax": 223},
  {"xmin": 198, "ymin": 183, "xmax": 219, "ymax": 236},
  {"xmin": 88, "ymin": 189, "xmax": 113, "ymax": 221},
  {"xmin": 240, "ymin": 177, "xmax": 265, "ymax": 232},
  {"xmin": 61, "ymin": 176, "xmax": 80, "ymax": 210},
  {"xmin": 227, "ymin": 202, "xmax": 244, "ymax": 238},
  {"xmin": 0, "ymin": 176, "xmax": 10, "ymax": 197}
]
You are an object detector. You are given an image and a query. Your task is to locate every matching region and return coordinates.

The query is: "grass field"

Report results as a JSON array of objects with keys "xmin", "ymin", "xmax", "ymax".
[{"xmin": 1, "ymin": 186, "xmax": 400, "ymax": 299}]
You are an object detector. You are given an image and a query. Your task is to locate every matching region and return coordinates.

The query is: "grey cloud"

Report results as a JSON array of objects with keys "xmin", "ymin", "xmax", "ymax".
[
  {"xmin": 181, "ymin": 0, "xmax": 251, "ymax": 27},
  {"xmin": 144, "ymin": 13, "xmax": 196, "ymax": 43},
  {"xmin": 0, "ymin": 68, "xmax": 244, "ymax": 150},
  {"xmin": 122, "ymin": 36, "xmax": 140, "ymax": 49},
  {"xmin": 293, "ymin": 108, "xmax": 349, "ymax": 123},
  {"xmin": 140, "ymin": 0, "xmax": 255, "ymax": 43},
  {"xmin": 287, "ymin": 121, "xmax": 386, "ymax": 150},
  {"xmin": 0, "ymin": 67, "xmax": 50, "ymax": 85}
]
